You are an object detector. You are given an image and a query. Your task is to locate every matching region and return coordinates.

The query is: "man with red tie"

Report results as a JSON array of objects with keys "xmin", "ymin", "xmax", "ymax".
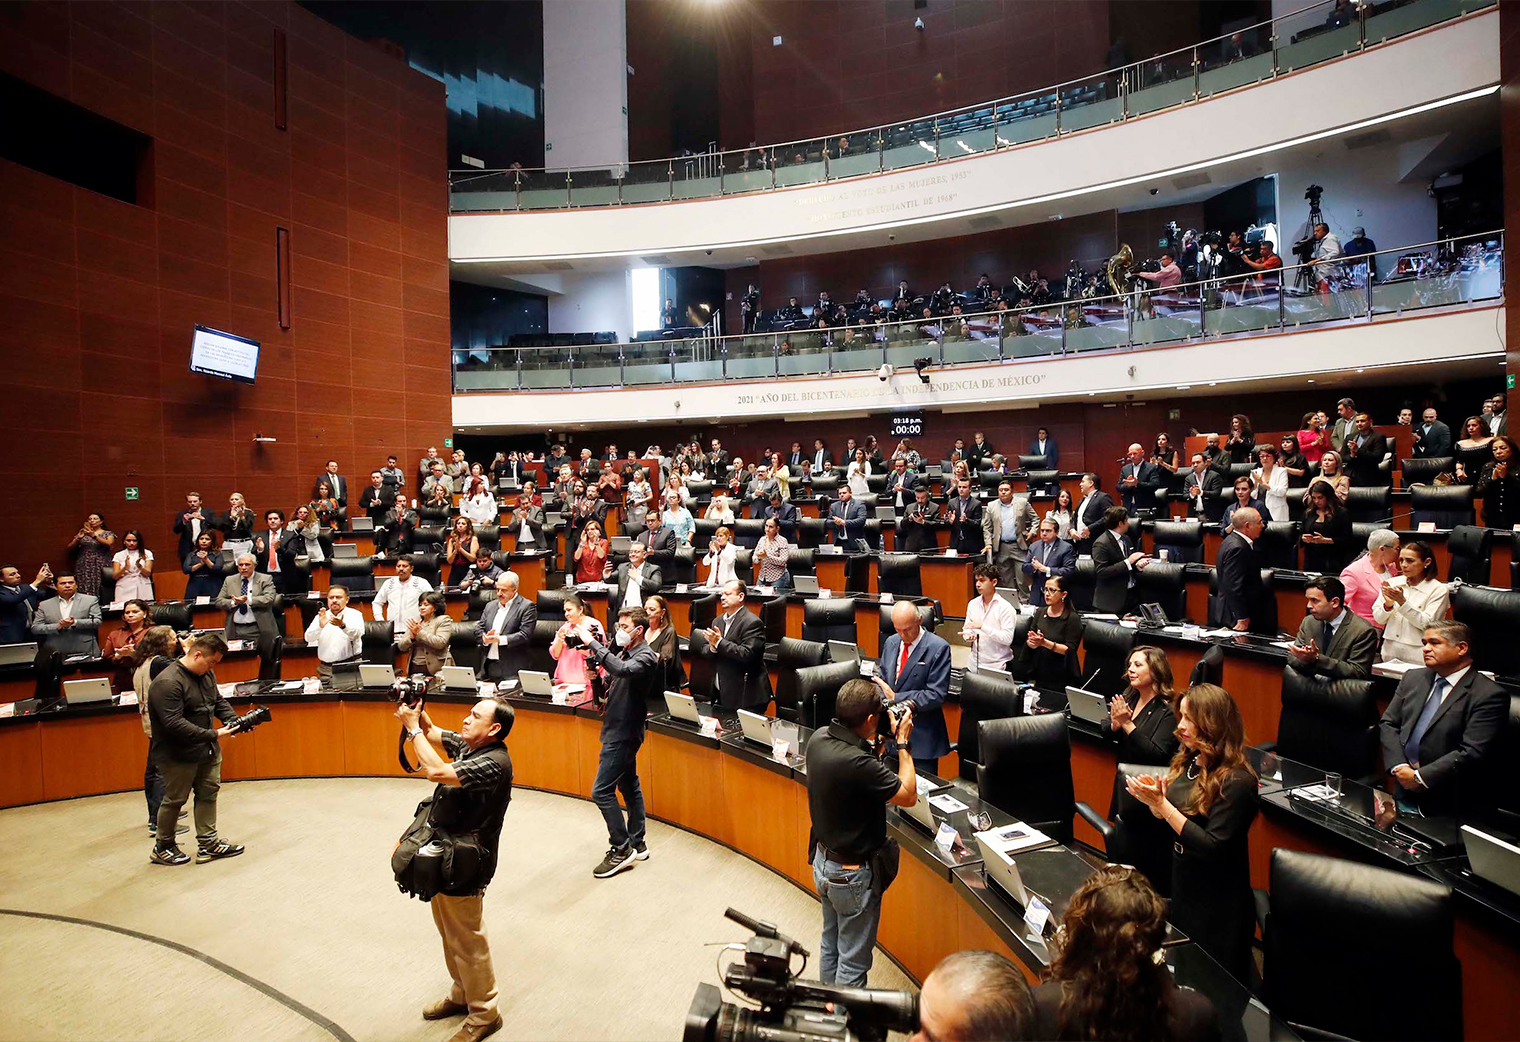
[{"xmin": 873, "ymin": 600, "xmax": 951, "ymax": 776}]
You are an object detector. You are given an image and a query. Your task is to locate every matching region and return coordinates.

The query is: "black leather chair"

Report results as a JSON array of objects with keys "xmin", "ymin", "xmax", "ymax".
[
  {"xmin": 535, "ymin": 589, "xmax": 574, "ymax": 622},
  {"xmin": 1450, "ymin": 584, "xmax": 1520, "ymax": 678},
  {"xmin": 863, "ymin": 518, "xmax": 883, "ymax": 552},
  {"xmin": 797, "ymin": 518, "xmax": 827, "ymax": 549},
  {"xmin": 733, "ymin": 519, "xmax": 766, "ymax": 548},
  {"xmin": 329, "ymin": 556, "xmax": 376, "ymax": 593},
  {"xmin": 1262, "ymin": 849, "xmax": 1460, "ymax": 1042},
  {"xmin": 1512, "ymin": 532, "xmax": 1520, "ymax": 589},
  {"xmin": 976, "ymin": 714, "xmax": 1075, "ymax": 843},
  {"xmin": 1264, "ymin": 667, "xmax": 1380, "ymax": 781},
  {"xmin": 689, "ymin": 591, "xmax": 720, "ymax": 631},
  {"xmin": 1133, "ymin": 560, "xmax": 1186, "ymax": 622},
  {"xmin": 1445, "ymin": 524, "xmax": 1492, "ymax": 584},
  {"xmin": 787, "ymin": 547, "xmax": 816, "ymax": 576},
  {"xmin": 802, "ymin": 597, "xmax": 859, "ymax": 644},
  {"xmin": 1344, "ymin": 486, "xmax": 1392, "ymax": 524},
  {"xmin": 878, "ymin": 601, "xmax": 938, "ymax": 642},
  {"xmin": 404, "ymin": 551, "xmax": 441, "ymax": 587},
  {"xmin": 1149, "ymin": 520, "xmax": 1204, "ymax": 564},
  {"xmin": 474, "ymin": 525, "xmax": 501, "ymax": 552},
  {"xmin": 97, "ymin": 567, "xmax": 116, "ymax": 605},
  {"xmin": 977, "ymin": 470, "xmax": 1004, "ymax": 494},
  {"xmin": 411, "ymin": 523, "xmax": 445, "ymax": 553},
  {"xmin": 1495, "ymin": 692, "xmax": 1520, "ymax": 830},
  {"xmin": 810, "ymin": 475, "xmax": 840, "ymax": 500},
  {"xmin": 1409, "ymin": 484, "xmax": 1475, "ymax": 529},
  {"xmin": 775, "ymin": 637, "xmax": 830, "ymax": 722},
  {"xmin": 954, "ymin": 672, "xmax": 1020, "ymax": 783},
  {"xmin": 1075, "ymin": 761, "xmax": 1177, "ymax": 897},
  {"xmin": 670, "ymin": 547, "xmax": 697, "ymax": 585},
  {"xmin": 1400, "ymin": 456, "xmax": 1454, "ymax": 486},
  {"xmin": 1187, "ymin": 645, "xmax": 1224, "ymax": 687},
  {"xmin": 731, "ymin": 548, "xmax": 753, "ymax": 576},
  {"xmin": 1018, "ymin": 454, "xmax": 1048, "ymax": 471},
  {"xmin": 1069, "ymin": 556, "xmax": 1096, "ymax": 613},
  {"xmin": 866, "ymin": 473, "xmax": 887, "ymax": 495},
  {"xmin": 843, "ymin": 554, "xmax": 872, "ymax": 593},
  {"xmin": 449, "ymin": 624, "xmax": 483, "ymax": 673},
  {"xmin": 1024, "ymin": 469, "xmax": 1060, "ymax": 494},
  {"xmin": 526, "ymin": 618, "xmax": 560, "ymax": 676},
  {"xmin": 796, "ymin": 659, "xmax": 860, "ymax": 729},
  {"xmin": 150, "ymin": 603, "xmax": 192, "ymax": 632},
  {"xmin": 1076, "ymin": 621, "xmax": 1135, "ymax": 697},
  {"xmin": 686, "ymin": 480, "xmax": 714, "ymax": 503},
  {"xmin": 360, "ymin": 620, "xmax": 394, "ymax": 664},
  {"xmin": 1259, "ymin": 521, "xmax": 1300, "ymax": 571},
  {"xmin": 877, "ymin": 553, "xmax": 922, "ymax": 597},
  {"xmin": 693, "ymin": 520, "xmax": 720, "ymax": 547},
  {"xmin": 257, "ymin": 633, "xmax": 284, "ymax": 683},
  {"xmin": 760, "ymin": 593, "xmax": 787, "ymax": 643}
]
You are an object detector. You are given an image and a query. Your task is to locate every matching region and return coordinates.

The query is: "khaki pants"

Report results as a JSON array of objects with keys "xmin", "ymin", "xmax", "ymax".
[{"xmin": 431, "ymin": 893, "xmax": 498, "ymax": 1027}]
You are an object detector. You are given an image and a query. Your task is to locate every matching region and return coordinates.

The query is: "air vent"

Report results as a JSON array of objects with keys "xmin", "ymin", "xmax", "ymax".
[
  {"xmin": 967, "ymin": 215, "xmax": 1002, "ymax": 230},
  {"xmin": 641, "ymin": 255, "xmax": 674, "ymax": 266},
  {"xmin": 1344, "ymin": 128, "xmax": 1390, "ymax": 150},
  {"xmin": 544, "ymin": 261, "xmax": 573, "ymax": 271},
  {"xmin": 1171, "ymin": 170, "xmax": 1212, "ymax": 190},
  {"xmin": 760, "ymin": 243, "xmax": 793, "ymax": 256}
]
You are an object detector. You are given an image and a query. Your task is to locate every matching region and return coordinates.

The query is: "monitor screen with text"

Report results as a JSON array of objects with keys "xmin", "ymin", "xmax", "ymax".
[{"xmin": 190, "ymin": 325, "xmax": 260, "ymax": 384}]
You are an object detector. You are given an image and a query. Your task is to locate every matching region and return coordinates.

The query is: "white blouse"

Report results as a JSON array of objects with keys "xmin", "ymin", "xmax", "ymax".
[
  {"xmin": 461, "ymin": 492, "xmax": 499, "ymax": 525},
  {"xmin": 963, "ymin": 592, "xmax": 1019, "ymax": 672},
  {"xmin": 1373, "ymin": 576, "xmax": 1451, "ymax": 663},
  {"xmin": 702, "ymin": 543, "xmax": 738, "ymax": 587},
  {"xmin": 847, "ymin": 460, "xmax": 872, "ymax": 496},
  {"xmin": 704, "ymin": 501, "xmax": 735, "ymax": 523},
  {"xmin": 1252, "ymin": 465, "xmax": 1290, "ymax": 526}
]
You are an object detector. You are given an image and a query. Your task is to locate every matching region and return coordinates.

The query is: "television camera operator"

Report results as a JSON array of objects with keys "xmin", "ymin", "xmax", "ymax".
[
  {"xmin": 392, "ymin": 696, "xmax": 515, "ymax": 1042},
  {"xmin": 804, "ymin": 678, "xmax": 920, "ymax": 988}
]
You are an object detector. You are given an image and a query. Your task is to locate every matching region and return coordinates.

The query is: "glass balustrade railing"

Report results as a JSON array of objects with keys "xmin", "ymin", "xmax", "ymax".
[
  {"xmin": 449, "ymin": 231, "xmax": 1503, "ymax": 392},
  {"xmin": 448, "ymin": 0, "xmax": 1494, "ymax": 214}
]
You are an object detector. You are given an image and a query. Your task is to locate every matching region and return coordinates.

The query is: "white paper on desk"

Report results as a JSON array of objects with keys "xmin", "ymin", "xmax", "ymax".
[
  {"xmin": 109, "ymin": 602, "xmax": 124, "ymax": 611},
  {"xmin": 195, "ymin": 596, "xmax": 211, "ymax": 606},
  {"xmin": 1162, "ymin": 624, "xmax": 1190, "ymax": 634},
  {"xmin": 307, "ymin": 591, "xmax": 322, "ymax": 599},
  {"xmin": 1024, "ymin": 895, "xmax": 1051, "ymax": 935},
  {"xmin": 1084, "ymin": 613, "xmax": 1119, "ymax": 621},
  {"xmin": 276, "ymin": 681, "xmax": 304, "ymax": 692},
  {"xmin": 915, "ymin": 774, "xmax": 942, "ymax": 795},
  {"xmin": 1201, "ymin": 627, "xmax": 1240, "ymax": 638},
  {"xmin": 819, "ymin": 588, "xmax": 832, "ymax": 598},
  {"xmin": 0, "ymin": 703, "xmax": 14, "ymax": 719},
  {"xmin": 880, "ymin": 592, "xmax": 894, "ymax": 603},
  {"xmin": 944, "ymin": 549, "xmax": 958, "ymax": 557},
  {"xmin": 1291, "ymin": 783, "xmax": 1340, "ymax": 802},
  {"xmin": 929, "ymin": 793, "xmax": 970, "ymax": 814},
  {"xmin": 217, "ymin": 683, "xmax": 237, "ymax": 697},
  {"xmin": 975, "ymin": 822, "xmax": 1054, "ymax": 857},
  {"xmin": 477, "ymin": 682, "xmax": 499, "ymax": 697},
  {"xmin": 1373, "ymin": 660, "xmax": 1422, "ymax": 678},
  {"xmin": 1269, "ymin": 640, "xmax": 1297, "ymax": 650},
  {"xmin": 1119, "ymin": 619, "xmax": 1139, "ymax": 629},
  {"xmin": 117, "ymin": 692, "xmax": 138, "ymax": 706}
]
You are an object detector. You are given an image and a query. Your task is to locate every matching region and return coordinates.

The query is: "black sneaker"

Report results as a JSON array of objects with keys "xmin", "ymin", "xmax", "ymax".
[
  {"xmin": 632, "ymin": 841, "xmax": 650, "ymax": 861},
  {"xmin": 592, "ymin": 846, "xmax": 635, "ymax": 878},
  {"xmin": 196, "ymin": 839, "xmax": 245, "ymax": 864},
  {"xmin": 149, "ymin": 847, "xmax": 191, "ymax": 866}
]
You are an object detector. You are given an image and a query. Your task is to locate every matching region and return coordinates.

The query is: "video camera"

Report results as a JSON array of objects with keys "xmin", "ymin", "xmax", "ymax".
[
  {"xmin": 683, "ymin": 908, "xmax": 918, "ymax": 1042},
  {"xmin": 227, "ymin": 705, "xmax": 272, "ymax": 733}
]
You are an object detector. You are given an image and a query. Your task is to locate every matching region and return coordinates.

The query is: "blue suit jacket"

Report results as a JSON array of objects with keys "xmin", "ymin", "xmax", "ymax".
[
  {"xmin": 877, "ymin": 630, "xmax": 952, "ymax": 760},
  {"xmin": 1028, "ymin": 437, "xmax": 1059, "ymax": 470},
  {"xmin": 827, "ymin": 500, "xmax": 867, "ymax": 543},
  {"xmin": 1022, "ymin": 538, "xmax": 1077, "ymax": 604}
]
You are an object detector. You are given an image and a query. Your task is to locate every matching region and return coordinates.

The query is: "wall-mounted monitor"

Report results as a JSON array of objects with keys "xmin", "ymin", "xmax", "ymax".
[{"xmin": 190, "ymin": 325, "xmax": 260, "ymax": 384}]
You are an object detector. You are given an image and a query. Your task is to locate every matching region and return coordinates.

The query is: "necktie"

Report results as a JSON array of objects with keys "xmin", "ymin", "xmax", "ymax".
[
  {"xmin": 897, "ymin": 641, "xmax": 910, "ymax": 682},
  {"xmin": 1321, "ymin": 620, "xmax": 1334, "ymax": 651},
  {"xmin": 238, "ymin": 578, "xmax": 252, "ymax": 622},
  {"xmin": 268, "ymin": 535, "xmax": 277, "ymax": 569},
  {"xmin": 1404, "ymin": 676, "xmax": 1448, "ymax": 766}
]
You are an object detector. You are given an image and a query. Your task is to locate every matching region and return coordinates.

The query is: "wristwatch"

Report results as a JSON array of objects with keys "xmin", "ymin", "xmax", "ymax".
[{"xmin": 408, "ymin": 728, "xmax": 424, "ymax": 741}]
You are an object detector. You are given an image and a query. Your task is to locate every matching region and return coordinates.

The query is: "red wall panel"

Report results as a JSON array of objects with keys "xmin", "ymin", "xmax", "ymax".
[{"xmin": 0, "ymin": 0, "xmax": 451, "ymax": 580}]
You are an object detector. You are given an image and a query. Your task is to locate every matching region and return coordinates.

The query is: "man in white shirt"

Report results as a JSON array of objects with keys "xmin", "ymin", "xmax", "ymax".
[
  {"xmin": 962, "ymin": 564, "xmax": 1017, "ymax": 672},
  {"xmin": 29, "ymin": 573, "xmax": 101, "ymax": 658},
  {"xmin": 1310, "ymin": 223, "xmax": 1343, "ymax": 295},
  {"xmin": 303, "ymin": 585, "xmax": 365, "ymax": 681},
  {"xmin": 374, "ymin": 556, "xmax": 434, "ymax": 637}
]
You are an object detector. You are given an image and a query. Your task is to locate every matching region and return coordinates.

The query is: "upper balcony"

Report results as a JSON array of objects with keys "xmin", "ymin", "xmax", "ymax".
[{"xmin": 447, "ymin": 0, "xmax": 1498, "ymax": 274}]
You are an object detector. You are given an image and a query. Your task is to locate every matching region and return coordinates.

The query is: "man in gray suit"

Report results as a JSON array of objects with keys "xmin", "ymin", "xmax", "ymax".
[
  {"xmin": 214, "ymin": 554, "xmax": 278, "ymax": 644},
  {"xmin": 1287, "ymin": 576, "xmax": 1378, "ymax": 680},
  {"xmin": 475, "ymin": 572, "xmax": 536, "ymax": 685},
  {"xmin": 613, "ymin": 541, "xmax": 663, "ymax": 616},
  {"xmin": 981, "ymin": 479, "xmax": 1038, "ymax": 596},
  {"xmin": 29, "ymin": 573, "xmax": 101, "ymax": 657}
]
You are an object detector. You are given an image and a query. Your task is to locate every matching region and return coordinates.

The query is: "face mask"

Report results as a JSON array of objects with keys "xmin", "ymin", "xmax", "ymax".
[{"xmin": 614, "ymin": 629, "xmax": 631, "ymax": 647}]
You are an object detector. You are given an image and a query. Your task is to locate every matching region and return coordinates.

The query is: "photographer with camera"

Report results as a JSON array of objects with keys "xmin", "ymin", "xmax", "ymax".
[
  {"xmin": 393, "ymin": 697, "xmax": 514, "ymax": 1042},
  {"xmin": 804, "ymin": 678, "xmax": 919, "ymax": 987}
]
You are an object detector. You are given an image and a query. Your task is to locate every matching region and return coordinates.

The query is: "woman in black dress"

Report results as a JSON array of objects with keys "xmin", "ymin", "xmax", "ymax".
[
  {"xmin": 1222, "ymin": 413, "xmax": 1256, "ymax": 466},
  {"xmin": 1474, "ymin": 436, "xmax": 1519, "ymax": 530},
  {"xmin": 1127, "ymin": 683, "xmax": 1259, "ymax": 982},
  {"xmin": 1277, "ymin": 433, "xmax": 1308, "ymax": 482},
  {"xmin": 1009, "ymin": 574, "xmax": 1082, "ymax": 692},
  {"xmin": 1301, "ymin": 482, "xmax": 1352, "ymax": 573},
  {"xmin": 1102, "ymin": 646, "xmax": 1179, "ymax": 767},
  {"xmin": 1151, "ymin": 433, "xmax": 1181, "ymax": 493},
  {"xmin": 642, "ymin": 594, "xmax": 685, "ymax": 706}
]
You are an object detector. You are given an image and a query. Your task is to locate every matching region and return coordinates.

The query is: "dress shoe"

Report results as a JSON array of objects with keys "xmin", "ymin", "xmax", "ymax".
[
  {"xmin": 446, "ymin": 1013, "xmax": 502, "ymax": 1042},
  {"xmin": 421, "ymin": 999, "xmax": 468, "ymax": 1021}
]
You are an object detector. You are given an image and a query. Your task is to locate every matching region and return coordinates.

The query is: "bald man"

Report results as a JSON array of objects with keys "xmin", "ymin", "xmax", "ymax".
[
  {"xmin": 912, "ymin": 951, "xmax": 1033, "ymax": 1042},
  {"xmin": 1216, "ymin": 507, "xmax": 1273, "ymax": 633},
  {"xmin": 1118, "ymin": 442, "xmax": 1163, "ymax": 515},
  {"xmin": 875, "ymin": 600, "xmax": 951, "ymax": 775}
]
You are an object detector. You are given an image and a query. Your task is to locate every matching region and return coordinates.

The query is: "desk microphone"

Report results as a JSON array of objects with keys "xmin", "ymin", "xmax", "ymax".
[{"xmin": 1080, "ymin": 667, "xmax": 1103, "ymax": 692}]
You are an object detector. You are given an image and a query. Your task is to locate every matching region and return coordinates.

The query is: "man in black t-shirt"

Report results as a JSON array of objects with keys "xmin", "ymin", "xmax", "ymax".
[
  {"xmin": 397, "ymin": 697, "xmax": 515, "ymax": 1041},
  {"xmin": 804, "ymin": 679, "xmax": 918, "ymax": 987}
]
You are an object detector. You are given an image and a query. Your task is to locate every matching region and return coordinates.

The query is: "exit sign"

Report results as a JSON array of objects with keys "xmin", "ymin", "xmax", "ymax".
[
  {"xmin": 1508, "ymin": 374, "xmax": 1515, "ymax": 390},
  {"xmin": 124, "ymin": 487, "xmax": 139, "ymax": 501},
  {"xmin": 444, "ymin": 438, "xmax": 454, "ymax": 448}
]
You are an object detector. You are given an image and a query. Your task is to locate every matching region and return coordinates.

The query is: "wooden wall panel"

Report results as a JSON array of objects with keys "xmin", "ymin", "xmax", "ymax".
[{"xmin": 0, "ymin": 0, "xmax": 451, "ymax": 578}]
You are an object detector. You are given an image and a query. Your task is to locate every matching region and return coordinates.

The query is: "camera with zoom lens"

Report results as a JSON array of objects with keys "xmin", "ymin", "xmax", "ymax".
[
  {"xmin": 684, "ymin": 908, "xmax": 917, "ymax": 1042},
  {"xmin": 878, "ymin": 700, "xmax": 912, "ymax": 737},
  {"xmin": 392, "ymin": 675, "xmax": 428, "ymax": 708},
  {"xmin": 561, "ymin": 632, "xmax": 587, "ymax": 650},
  {"xmin": 228, "ymin": 705, "xmax": 272, "ymax": 733}
]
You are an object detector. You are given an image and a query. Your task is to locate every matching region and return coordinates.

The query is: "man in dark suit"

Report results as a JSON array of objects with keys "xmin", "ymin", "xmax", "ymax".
[
  {"xmin": 827, "ymin": 485, "xmax": 867, "ymax": 546},
  {"xmin": 787, "ymin": 442, "xmax": 805, "ymax": 472},
  {"xmin": 475, "ymin": 574, "xmax": 537, "ymax": 684},
  {"xmin": 875, "ymin": 600, "xmax": 952, "ymax": 775},
  {"xmin": 1071, "ymin": 473, "xmax": 1115, "ymax": 556},
  {"xmin": 634, "ymin": 511, "xmax": 678, "ymax": 570},
  {"xmin": 613, "ymin": 541, "xmax": 663, "ymax": 616},
  {"xmin": 708, "ymin": 439, "xmax": 730, "ymax": 475},
  {"xmin": 1092, "ymin": 508, "xmax": 1149, "ymax": 614},
  {"xmin": 251, "ymin": 510, "xmax": 302, "ymax": 594},
  {"xmin": 313, "ymin": 460, "xmax": 349, "ymax": 507},
  {"xmin": 1117, "ymin": 443, "xmax": 1164, "ymax": 515},
  {"xmin": 945, "ymin": 477, "xmax": 984, "ymax": 555},
  {"xmin": 173, "ymin": 492, "xmax": 216, "ymax": 561},
  {"xmin": 1411, "ymin": 407, "xmax": 1452, "ymax": 459},
  {"xmin": 0, "ymin": 564, "xmax": 51, "ymax": 644},
  {"xmin": 1028, "ymin": 428, "xmax": 1058, "ymax": 489},
  {"xmin": 965, "ymin": 431, "xmax": 994, "ymax": 469},
  {"xmin": 1286, "ymin": 576, "xmax": 1377, "ymax": 679},
  {"xmin": 1215, "ymin": 508, "xmax": 1273, "ymax": 633},
  {"xmin": 29, "ymin": 573, "xmax": 100, "ymax": 657},
  {"xmin": 1022, "ymin": 520, "xmax": 1076, "ymax": 605},
  {"xmin": 375, "ymin": 499, "xmax": 419, "ymax": 558},
  {"xmin": 1379, "ymin": 620, "xmax": 1508, "ymax": 816},
  {"xmin": 885, "ymin": 459, "xmax": 919, "ymax": 514},
  {"xmin": 809, "ymin": 439, "xmax": 832, "ymax": 479},
  {"xmin": 1343, "ymin": 413, "xmax": 1389, "ymax": 487},
  {"xmin": 1182, "ymin": 453, "xmax": 1225, "ymax": 522},
  {"xmin": 764, "ymin": 491, "xmax": 800, "ymax": 542},
  {"xmin": 356, "ymin": 471, "xmax": 394, "ymax": 523},
  {"xmin": 699, "ymin": 580, "xmax": 770, "ymax": 711},
  {"xmin": 898, "ymin": 487, "xmax": 942, "ymax": 553}
]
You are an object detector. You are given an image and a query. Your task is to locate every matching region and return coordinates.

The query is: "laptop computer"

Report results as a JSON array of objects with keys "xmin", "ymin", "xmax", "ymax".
[
  {"xmin": 663, "ymin": 690, "xmax": 702, "ymax": 724},
  {"xmin": 519, "ymin": 670, "xmax": 577, "ymax": 698},
  {"xmin": 1462, "ymin": 825, "xmax": 1520, "ymax": 898},
  {"xmin": 545, "ymin": 512, "xmax": 563, "ymax": 527},
  {"xmin": 62, "ymin": 677, "xmax": 113, "ymax": 705},
  {"xmin": 737, "ymin": 708, "xmax": 774, "ymax": 748},
  {"xmin": 609, "ymin": 535, "xmax": 631, "ymax": 555},
  {"xmin": 350, "ymin": 516, "xmax": 375, "ymax": 532},
  {"xmin": 827, "ymin": 640, "xmax": 860, "ymax": 665},
  {"xmin": 439, "ymin": 666, "xmax": 478, "ymax": 692},
  {"xmin": 331, "ymin": 543, "xmax": 359, "ymax": 559},
  {"xmin": 0, "ymin": 642, "xmax": 38, "ymax": 667},
  {"xmin": 1065, "ymin": 686, "xmax": 1110, "ymax": 727},
  {"xmin": 974, "ymin": 832, "xmax": 1030, "ymax": 906},
  {"xmin": 995, "ymin": 587, "xmax": 1021, "ymax": 610},
  {"xmin": 793, "ymin": 574, "xmax": 820, "ymax": 595},
  {"xmin": 901, "ymin": 792, "xmax": 939, "ymax": 835},
  {"xmin": 358, "ymin": 663, "xmax": 396, "ymax": 688},
  {"xmin": 875, "ymin": 506, "xmax": 897, "ymax": 521}
]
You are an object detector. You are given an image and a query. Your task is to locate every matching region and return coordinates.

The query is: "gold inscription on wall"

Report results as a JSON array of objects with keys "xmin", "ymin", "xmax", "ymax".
[{"xmin": 732, "ymin": 372, "xmax": 1044, "ymax": 408}]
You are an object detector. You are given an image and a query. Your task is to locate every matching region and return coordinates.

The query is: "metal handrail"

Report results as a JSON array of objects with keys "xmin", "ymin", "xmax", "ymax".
[{"xmin": 447, "ymin": 0, "xmax": 1490, "ymax": 205}]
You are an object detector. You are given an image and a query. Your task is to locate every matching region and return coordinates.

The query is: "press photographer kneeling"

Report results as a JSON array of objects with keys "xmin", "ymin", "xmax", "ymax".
[
  {"xmin": 392, "ymin": 697, "xmax": 515, "ymax": 1042},
  {"xmin": 805, "ymin": 678, "xmax": 919, "ymax": 987}
]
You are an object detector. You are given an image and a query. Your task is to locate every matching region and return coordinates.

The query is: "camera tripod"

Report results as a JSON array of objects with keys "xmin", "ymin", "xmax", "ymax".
[{"xmin": 1294, "ymin": 199, "xmax": 1324, "ymax": 294}]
